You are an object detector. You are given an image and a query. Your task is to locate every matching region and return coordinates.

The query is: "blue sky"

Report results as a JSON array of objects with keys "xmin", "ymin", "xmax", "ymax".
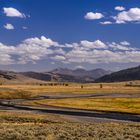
[{"xmin": 0, "ymin": 0, "xmax": 140, "ymax": 71}]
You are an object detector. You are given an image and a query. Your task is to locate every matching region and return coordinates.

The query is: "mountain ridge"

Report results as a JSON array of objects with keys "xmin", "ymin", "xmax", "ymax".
[
  {"xmin": 49, "ymin": 68, "xmax": 112, "ymax": 79},
  {"xmin": 1, "ymin": 65, "xmax": 139, "ymax": 83},
  {"xmin": 95, "ymin": 65, "xmax": 140, "ymax": 82},
  {"xmin": 0, "ymin": 68, "xmax": 111, "ymax": 83}
]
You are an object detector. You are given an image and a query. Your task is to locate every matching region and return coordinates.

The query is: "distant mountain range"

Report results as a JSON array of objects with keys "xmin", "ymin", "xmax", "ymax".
[
  {"xmin": 49, "ymin": 68, "xmax": 111, "ymax": 79},
  {"xmin": 0, "ymin": 68, "xmax": 111, "ymax": 83},
  {"xmin": 0, "ymin": 65, "xmax": 140, "ymax": 83},
  {"xmin": 21, "ymin": 71, "xmax": 86, "ymax": 83},
  {"xmin": 21, "ymin": 68, "xmax": 111, "ymax": 83},
  {"xmin": 95, "ymin": 65, "xmax": 140, "ymax": 82}
]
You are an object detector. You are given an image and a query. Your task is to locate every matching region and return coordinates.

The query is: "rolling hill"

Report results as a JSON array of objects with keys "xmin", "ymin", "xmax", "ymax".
[
  {"xmin": 95, "ymin": 65, "xmax": 140, "ymax": 82},
  {"xmin": 0, "ymin": 70, "xmax": 43, "ymax": 84}
]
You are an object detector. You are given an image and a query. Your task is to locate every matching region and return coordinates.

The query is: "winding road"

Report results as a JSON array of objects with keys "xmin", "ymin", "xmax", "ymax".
[{"xmin": 0, "ymin": 93, "xmax": 140, "ymax": 123}]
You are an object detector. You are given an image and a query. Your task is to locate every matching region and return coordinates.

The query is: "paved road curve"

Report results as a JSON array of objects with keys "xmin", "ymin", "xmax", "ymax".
[
  {"xmin": 0, "ymin": 101, "xmax": 139, "ymax": 123},
  {"xmin": 0, "ymin": 93, "xmax": 140, "ymax": 123}
]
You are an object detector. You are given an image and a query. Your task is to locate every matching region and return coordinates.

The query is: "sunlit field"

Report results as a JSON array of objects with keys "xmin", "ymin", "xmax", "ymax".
[
  {"xmin": 29, "ymin": 98, "xmax": 140, "ymax": 114},
  {"xmin": 0, "ymin": 82, "xmax": 140, "ymax": 139},
  {"xmin": 0, "ymin": 81, "xmax": 140, "ymax": 99},
  {"xmin": 0, "ymin": 82, "xmax": 140, "ymax": 114}
]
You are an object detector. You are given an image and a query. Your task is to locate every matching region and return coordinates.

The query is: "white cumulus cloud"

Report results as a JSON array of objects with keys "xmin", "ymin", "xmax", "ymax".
[
  {"xmin": 114, "ymin": 7, "xmax": 140, "ymax": 24},
  {"xmin": 115, "ymin": 6, "xmax": 125, "ymax": 11},
  {"xmin": 85, "ymin": 12, "xmax": 104, "ymax": 20},
  {"xmin": 80, "ymin": 40, "xmax": 107, "ymax": 49},
  {"xmin": 3, "ymin": 7, "xmax": 25, "ymax": 18},
  {"xmin": 4, "ymin": 23, "xmax": 14, "ymax": 30},
  {"xmin": 100, "ymin": 21, "xmax": 112, "ymax": 25},
  {"xmin": 85, "ymin": 7, "xmax": 140, "ymax": 24},
  {"xmin": 0, "ymin": 36, "xmax": 139, "ymax": 65}
]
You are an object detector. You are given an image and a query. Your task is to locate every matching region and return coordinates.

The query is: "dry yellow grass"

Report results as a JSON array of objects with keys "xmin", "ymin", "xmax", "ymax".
[
  {"xmin": 29, "ymin": 98, "xmax": 140, "ymax": 114},
  {"xmin": 0, "ymin": 81, "xmax": 139, "ymax": 99},
  {"xmin": 0, "ymin": 111, "xmax": 139, "ymax": 140},
  {"xmin": 0, "ymin": 82, "xmax": 140, "ymax": 115},
  {"xmin": 0, "ymin": 111, "xmax": 67, "ymax": 123},
  {"xmin": 0, "ymin": 122, "xmax": 139, "ymax": 140},
  {"xmin": 0, "ymin": 82, "xmax": 139, "ymax": 139},
  {"xmin": 0, "ymin": 88, "xmax": 32, "ymax": 99}
]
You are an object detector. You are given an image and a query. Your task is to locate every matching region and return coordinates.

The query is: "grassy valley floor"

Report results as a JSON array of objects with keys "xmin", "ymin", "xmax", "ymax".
[
  {"xmin": 29, "ymin": 97, "xmax": 140, "ymax": 114},
  {"xmin": 0, "ymin": 111, "xmax": 139, "ymax": 140},
  {"xmin": 0, "ymin": 82, "xmax": 139, "ymax": 139}
]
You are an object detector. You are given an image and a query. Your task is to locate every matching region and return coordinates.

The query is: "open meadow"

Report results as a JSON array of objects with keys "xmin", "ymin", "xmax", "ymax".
[
  {"xmin": 28, "ymin": 97, "xmax": 140, "ymax": 114},
  {"xmin": 0, "ymin": 81, "xmax": 140, "ymax": 99},
  {"xmin": 0, "ymin": 81, "xmax": 140, "ymax": 139}
]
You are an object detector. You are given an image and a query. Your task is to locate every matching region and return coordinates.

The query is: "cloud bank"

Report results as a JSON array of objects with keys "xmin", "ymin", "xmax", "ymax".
[{"xmin": 0, "ymin": 36, "xmax": 139, "ymax": 65}]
